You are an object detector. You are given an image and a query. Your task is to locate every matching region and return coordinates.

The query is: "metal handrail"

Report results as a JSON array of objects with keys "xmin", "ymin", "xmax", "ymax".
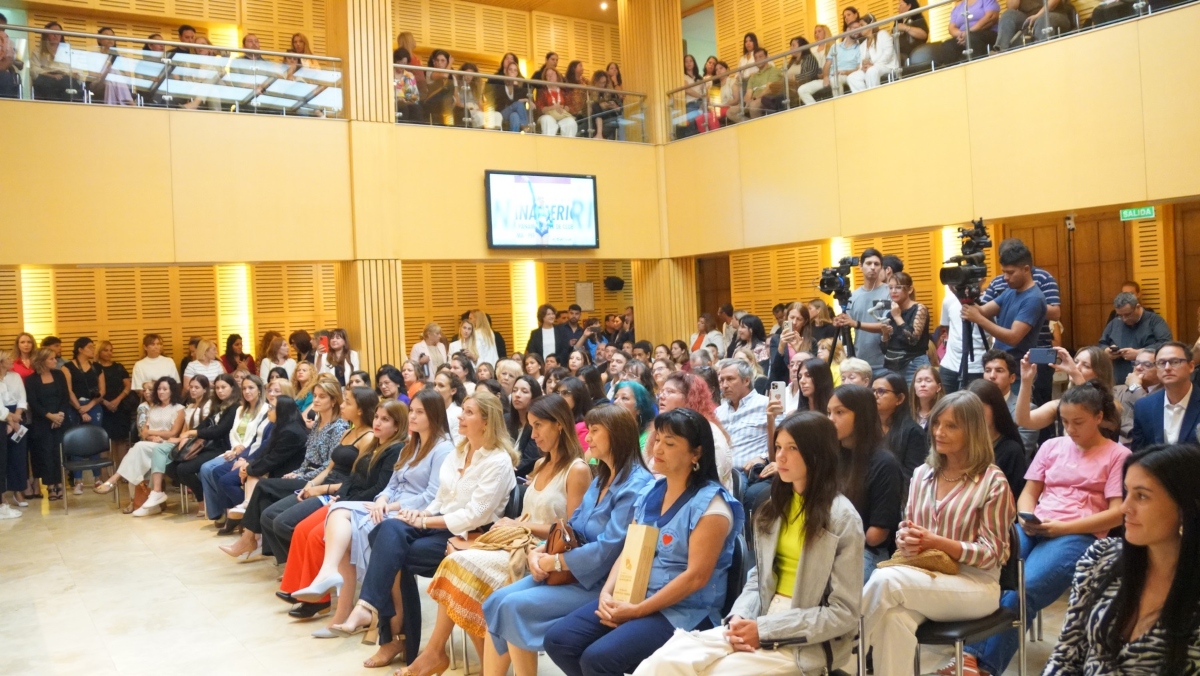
[
  {"xmin": 4, "ymin": 24, "xmax": 342, "ymax": 62},
  {"xmin": 666, "ymin": 0, "xmax": 955, "ymax": 95},
  {"xmin": 397, "ymin": 62, "xmax": 646, "ymax": 98}
]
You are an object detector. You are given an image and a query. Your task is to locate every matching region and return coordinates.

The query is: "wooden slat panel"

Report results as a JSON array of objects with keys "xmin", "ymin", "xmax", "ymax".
[{"xmin": 401, "ymin": 261, "xmax": 514, "ymax": 362}]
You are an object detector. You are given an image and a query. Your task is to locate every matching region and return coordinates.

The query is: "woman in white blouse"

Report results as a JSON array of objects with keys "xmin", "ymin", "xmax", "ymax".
[
  {"xmin": 448, "ymin": 319, "xmax": 476, "ymax": 362},
  {"xmin": 183, "ymin": 340, "xmax": 224, "ymax": 391},
  {"xmin": 95, "ymin": 377, "xmax": 184, "ymax": 513},
  {"xmin": 0, "ymin": 350, "xmax": 29, "ymax": 514},
  {"xmin": 258, "ymin": 336, "xmax": 297, "ymax": 380},
  {"xmin": 316, "ymin": 328, "xmax": 360, "ymax": 387},
  {"xmin": 330, "ymin": 389, "xmax": 518, "ymax": 665},
  {"xmin": 411, "ymin": 323, "xmax": 448, "ymax": 379},
  {"xmin": 848, "ymin": 15, "xmax": 899, "ymax": 91},
  {"xmin": 470, "ymin": 310, "xmax": 501, "ymax": 368}
]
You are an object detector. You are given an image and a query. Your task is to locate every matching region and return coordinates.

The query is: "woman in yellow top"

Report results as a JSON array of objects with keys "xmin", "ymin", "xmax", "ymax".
[{"xmin": 636, "ymin": 411, "xmax": 864, "ymax": 674}]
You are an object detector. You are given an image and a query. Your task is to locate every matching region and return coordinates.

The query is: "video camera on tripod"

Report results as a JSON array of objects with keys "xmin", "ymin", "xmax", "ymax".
[
  {"xmin": 819, "ymin": 256, "xmax": 859, "ymax": 309},
  {"xmin": 939, "ymin": 218, "xmax": 992, "ymax": 305}
]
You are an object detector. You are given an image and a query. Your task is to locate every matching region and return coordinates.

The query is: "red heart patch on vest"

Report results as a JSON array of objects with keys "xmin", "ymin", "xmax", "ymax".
[{"xmin": 662, "ymin": 534, "xmax": 674, "ymax": 546}]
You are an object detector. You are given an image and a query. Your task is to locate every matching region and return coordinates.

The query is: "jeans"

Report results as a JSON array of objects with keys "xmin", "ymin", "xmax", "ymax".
[
  {"xmin": 901, "ymin": 354, "xmax": 931, "ymax": 384},
  {"xmin": 966, "ymin": 530, "xmax": 1096, "ymax": 675},
  {"xmin": 360, "ymin": 520, "xmax": 453, "ymax": 662},
  {"xmin": 499, "ymin": 100, "xmax": 528, "ymax": 131},
  {"xmin": 544, "ymin": 600, "xmax": 679, "ymax": 676},
  {"xmin": 200, "ymin": 456, "xmax": 233, "ymax": 519},
  {"xmin": 995, "ymin": 8, "xmax": 1071, "ymax": 50},
  {"xmin": 940, "ymin": 366, "xmax": 983, "ymax": 394},
  {"xmin": 864, "ymin": 543, "xmax": 889, "ymax": 582}
]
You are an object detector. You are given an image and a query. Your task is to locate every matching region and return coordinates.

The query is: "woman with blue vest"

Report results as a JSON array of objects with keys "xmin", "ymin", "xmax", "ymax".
[
  {"xmin": 481, "ymin": 404, "xmax": 655, "ymax": 676},
  {"xmin": 543, "ymin": 407, "xmax": 744, "ymax": 676}
]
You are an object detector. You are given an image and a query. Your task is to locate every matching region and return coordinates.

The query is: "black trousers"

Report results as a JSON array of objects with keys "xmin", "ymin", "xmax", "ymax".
[
  {"xmin": 261, "ymin": 495, "xmax": 325, "ymax": 564},
  {"xmin": 244, "ymin": 478, "xmax": 306, "ymax": 533},
  {"xmin": 28, "ymin": 418, "xmax": 64, "ymax": 483},
  {"xmin": 168, "ymin": 448, "xmax": 220, "ymax": 500},
  {"xmin": 361, "ymin": 520, "xmax": 453, "ymax": 661}
]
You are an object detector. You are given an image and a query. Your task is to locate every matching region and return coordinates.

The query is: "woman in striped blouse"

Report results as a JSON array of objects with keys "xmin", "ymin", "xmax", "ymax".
[{"xmin": 860, "ymin": 391, "xmax": 1016, "ymax": 676}]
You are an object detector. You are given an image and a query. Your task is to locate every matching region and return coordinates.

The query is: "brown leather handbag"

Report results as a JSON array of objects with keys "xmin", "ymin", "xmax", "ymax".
[{"xmin": 544, "ymin": 519, "xmax": 579, "ymax": 586}]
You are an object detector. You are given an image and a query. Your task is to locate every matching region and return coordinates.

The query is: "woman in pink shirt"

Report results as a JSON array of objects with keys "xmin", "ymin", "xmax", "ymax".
[{"xmin": 954, "ymin": 380, "xmax": 1129, "ymax": 676}]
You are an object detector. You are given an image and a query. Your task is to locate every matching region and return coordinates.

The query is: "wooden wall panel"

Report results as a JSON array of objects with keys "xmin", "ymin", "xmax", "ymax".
[
  {"xmin": 730, "ymin": 241, "xmax": 829, "ymax": 319},
  {"xmin": 531, "ymin": 11, "xmax": 620, "ymax": 75},
  {"xmin": 543, "ymin": 260, "xmax": 634, "ymax": 323},
  {"xmin": 1175, "ymin": 202, "xmax": 1200, "ymax": 348},
  {"xmin": 400, "ymin": 261, "xmax": 514, "ymax": 362},
  {"xmin": 849, "ymin": 229, "xmax": 940, "ymax": 310},
  {"xmin": 26, "ymin": 11, "xmax": 231, "ymax": 48},
  {"xmin": 391, "ymin": 0, "xmax": 532, "ymax": 72},
  {"xmin": 1129, "ymin": 207, "xmax": 1176, "ymax": 336},
  {"xmin": 336, "ymin": 259, "xmax": 405, "ymax": 375},
  {"xmin": 251, "ymin": 263, "xmax": 340, "ymax": 349},
  {"xmin": 1069, "ymin": 214, "xmax": 1129, "ymax": 348},
  {"xmin": 242, "ymin": 0, "xmax": 329, "ymax": 52},
  {"xmin": 632, "ymin": 258, "xmax": 698, "ymax": 346},
  {"xmin": 714, "ymin": 0, "xmax": 810, "ymax": 67},
  {"xmin": 0, "ymin": 268, "xmax": 24, "ymax": 351}
]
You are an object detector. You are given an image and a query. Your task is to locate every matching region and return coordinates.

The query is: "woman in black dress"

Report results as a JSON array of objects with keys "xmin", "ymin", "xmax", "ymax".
[
  {"xmin": 25, "ymin": 348, "xmax": 69, "ymax": 500},
  {"xmin": 96, "ymin": 340, "xmax": 133, "ymax": 466},
  {"xmin": 63, "ymin": 337, "xmax": 107, "ymax": 491}
]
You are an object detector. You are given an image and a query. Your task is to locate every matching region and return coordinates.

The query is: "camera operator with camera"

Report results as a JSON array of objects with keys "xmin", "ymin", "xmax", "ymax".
[
  {"xmin": 832, "ymin": 248, "xmax": 891, "ymax": 377},
  {"xmin": 960, "ymin": 240, "xmax": 1048, "ymax": 389}
]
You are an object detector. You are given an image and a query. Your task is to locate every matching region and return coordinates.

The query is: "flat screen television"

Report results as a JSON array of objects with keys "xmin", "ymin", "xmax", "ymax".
[{"xmin": 485, "ymin": 170, "xmax": 599, "ymax": 249}]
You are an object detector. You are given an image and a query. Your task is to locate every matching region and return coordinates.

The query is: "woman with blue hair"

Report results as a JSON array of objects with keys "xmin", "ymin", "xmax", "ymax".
[{"xmin": 613, "ymin": 380, "xmax": 656, "ymax": 452}]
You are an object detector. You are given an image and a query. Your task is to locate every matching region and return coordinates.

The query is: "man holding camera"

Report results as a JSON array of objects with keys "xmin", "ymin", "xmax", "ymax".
[
  {"xmin": 1099, "ymin": 292, "xmax": 1172, "ymax": 384},
  {"xmin": 833, "ymin": 248, "xmax": 891, "ymax": 376},
  {"xmin": 961, "ymin": 241, "xmax": 1047, "ymax": 387}
]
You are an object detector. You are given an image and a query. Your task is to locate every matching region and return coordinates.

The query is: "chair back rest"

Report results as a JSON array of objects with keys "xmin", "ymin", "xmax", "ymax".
[
  {"xmin": 730, "ymin": 469, "xmax": 745, "ymax": 504},
  {"xmin": 721, "ymin": 533, "xmax": 748, "ymax": 618},
  {"xmin": 62, "ymin": 425, "xmax": 111, "ymax": 460},
  {"xmin": 504, "ymin": 481, "xmax": 526, "ymax": 520},
  {"xmin": 998, "ymin": 522, "xmax": 1021, "ymax": 593},
  {"xmin": 907, "ymin": 43, "xmax": 937, "ymax": 66}
]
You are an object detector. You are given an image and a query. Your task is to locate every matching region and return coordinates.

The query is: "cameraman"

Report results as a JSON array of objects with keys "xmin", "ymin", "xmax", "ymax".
[
  {"xmin": 977, "ymin": 238, "xmax": 1061, "ymax": 404},
  {"xmin": 833, "ymin": 248, "xmax": 891, "ymax": 377},
  {"xmin": 961, "ymin": 241, "xmax": 1047, "ymax": 387}
]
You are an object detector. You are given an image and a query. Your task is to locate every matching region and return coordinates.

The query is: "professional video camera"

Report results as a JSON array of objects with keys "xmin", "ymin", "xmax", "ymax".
[
  {"xmin": 819, "ymin": 256, "xmax": 860, "ymax": 307},
  {"xmin": 939, "ymin": 218, "xmax": 992, "ymax": 305}
]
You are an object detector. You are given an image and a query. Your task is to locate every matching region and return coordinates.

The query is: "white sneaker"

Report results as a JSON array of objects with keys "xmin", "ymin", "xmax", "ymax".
[
  {"xmin": 142, "ymin": 491, "xmax": 168, "ymax": 508},
  {"xmin": 8, "ymin": 495, "xmax": 28, "ymax": 508},
  {"xmin": 131, "ymin": 504, "xmax": 163, "ymax": 517},
  {"xmin": 227, "ymin": 505, "xmax": 246, "ymax": 515},
  {"xmin": 73, "ymin": 482, "xmax": 84, "ymax": 495},
  {"xmin": 0, "ymin": 504, "xmax": 23, "ymax": 519}
]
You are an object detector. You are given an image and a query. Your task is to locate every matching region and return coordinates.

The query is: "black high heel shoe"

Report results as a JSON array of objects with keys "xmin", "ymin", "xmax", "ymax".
[
  {"xmin": 217, "ymin": 517, "xmax": 243, "ymax": 535},
  {"xmin": 288, "ymin": 601, "xmax": 331, "ymax": 619}
]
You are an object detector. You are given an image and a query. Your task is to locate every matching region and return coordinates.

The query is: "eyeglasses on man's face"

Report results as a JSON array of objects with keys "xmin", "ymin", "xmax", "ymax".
[{"xmin": 1155, "ymin": 358, "xmax": 1189, "ymax": 370}]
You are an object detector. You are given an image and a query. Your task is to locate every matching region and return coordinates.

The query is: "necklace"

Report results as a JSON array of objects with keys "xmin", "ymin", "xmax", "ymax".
[{"xmin": 939, "ymin": 471, "xmax": 966, "ymax": 483}]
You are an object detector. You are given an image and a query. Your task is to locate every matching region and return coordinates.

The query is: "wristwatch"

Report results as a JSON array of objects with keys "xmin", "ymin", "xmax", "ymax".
[{"xmin": 553, "ymin": 554, "xmax": 563, "ymax": 572}]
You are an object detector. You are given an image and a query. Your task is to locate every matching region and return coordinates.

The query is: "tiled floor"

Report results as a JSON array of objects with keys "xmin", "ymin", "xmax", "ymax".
[{"xmin": 1, "ymin": 490, "xmax": 1063, "ymax": 675}]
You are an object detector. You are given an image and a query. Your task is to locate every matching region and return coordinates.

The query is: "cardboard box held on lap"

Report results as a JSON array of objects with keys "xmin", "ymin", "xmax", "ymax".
[{"xmin": 612, "ymin": 524, "xmax": 659, "ymax": 603}]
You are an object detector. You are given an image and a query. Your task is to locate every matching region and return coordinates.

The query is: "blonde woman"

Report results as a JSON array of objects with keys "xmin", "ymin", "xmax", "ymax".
[
  {"xmin": 909, "ymin": 365, "xmax": 943, "ymax": 429},
  {"xmin": 289, "ymin": 32, "xmax": 319, "ymax": 70},
  {"xmin": 292, "ymin": 361, "xmax": 319, "ymax": 414},
  {"xmin": 31, "ymin": 21, "xmax": 78, "ymax": 101},
  {"xmin": 184, "ymin": 339, "xmax": 223, "ymax": 391},
  {"xmin": 411, "ymin": 323, "xmax": 448, "ymax": 379},
  {"xmin": 449, "ymin": 318, "xmax": 477, "ymax": 361},
  {"xmin": 397, "ymin": 31, "xmax": 423, "ymax": 83},
  {"xmin": 470, "ymin": 310, "xmax": 502, "ymax": 367},
  {"xmin": 331, "ymin": 390, "xmax": 518, "ymax": 666},
  {"xmin": 861, "ymin": 392, "xmax": 1015, "ymax": 676},
  {"xmin": 817, "ymin": 337, "xmax": 846, "ymax": 385}
]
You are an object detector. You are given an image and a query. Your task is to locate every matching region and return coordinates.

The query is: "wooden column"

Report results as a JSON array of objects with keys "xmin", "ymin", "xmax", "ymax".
[
  {"xmin": 619, "ymin": 0, "xmax": 684, "ymax": 144},
  {"xmin": 632, "ymin": 257, "xmax": 698, "ymax": 345},
  {"xmin": 327, "ymin": 0, "xmax": 394, "ymax": 123},
  {"xmin": 337, "ymin": 260, "xmax": 406, "ymax": 375}
]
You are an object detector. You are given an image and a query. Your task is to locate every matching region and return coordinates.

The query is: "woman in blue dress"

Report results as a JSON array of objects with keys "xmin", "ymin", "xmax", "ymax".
[
  {"xmin": 543, "ymin": 407, "xmax": 744, "ymax": 676},
  {"xmin": 481, "ymin": 404, "xmax": 654, "ymax": 676}
]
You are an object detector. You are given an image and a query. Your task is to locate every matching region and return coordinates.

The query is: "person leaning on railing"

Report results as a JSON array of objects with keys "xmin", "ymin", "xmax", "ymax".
[{"xmin": 393, "ymin": 47, "xmax": 422, "ymax": 123}]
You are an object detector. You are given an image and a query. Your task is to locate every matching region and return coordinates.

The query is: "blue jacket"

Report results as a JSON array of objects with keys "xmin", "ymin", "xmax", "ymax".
[{"xmin": 1129, "ymin": 387, "xmax": 1200, "ymax": 450}]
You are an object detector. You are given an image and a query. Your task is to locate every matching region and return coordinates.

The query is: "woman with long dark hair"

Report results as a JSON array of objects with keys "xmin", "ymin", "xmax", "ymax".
[
  {"xmin": 554, "ymin": 376, "xmax": 593, "ymax": 449},
  {"xmin": 768, "ymin": 301, "xmax": 816, "ymax": 383},
  {"xmin": 220, "ymin": 333, "xmax": 256, "ymax": 375},
  {"xmin": 827, "ymin": 384, "xmax": 902, "ymax": 580},
  {"xmin": 727, "ymin": 313, "xmax": 769, "ymax": 363},
  {"xmin": 873, "ymin": 371, "xmax": 927, "ymax": 478},
  {"xmin": 507, "ymin": 375, "xmax": 544, "ymax": 478},
  {"xmin": 955, "ymin": 382, "xmax": 1129, "ymax": 676},
  {"xmin": 483, "ymin": 404, "xmax": 654, "ymax": 676},
  {"xmin": 965, "ymin": 379, "xmax": 1028, "ymax": 501},
  {"xmin": 544, "ymin": 408, "xmax": 743, "ymax": 676},
  {"xmin": 638, "ymin": 411, "xmax": 863, "ymax": 674},
  {"xmin": 317, "ymin": 328, "xmax": 359, "ymax": 387},
  {"xmin": 1042, "ymin": 444, "xmax": 1200, "ymax": 673}
]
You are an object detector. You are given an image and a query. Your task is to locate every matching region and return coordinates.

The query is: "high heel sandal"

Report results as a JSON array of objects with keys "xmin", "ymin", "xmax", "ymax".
[{"xmin": 330, "ymin": 601, "xmax": 379, "ymax": 645}]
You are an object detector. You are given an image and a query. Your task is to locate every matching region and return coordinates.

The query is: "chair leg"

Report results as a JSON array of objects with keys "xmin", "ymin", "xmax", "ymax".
[
  {"xmin": 1018, "ymin": 559, "xmax": 1027, "ymax": 676},
  {"xmin": 857, "ymin": 617, "xmax": 867, "ymax": 676},
  {"xmin": 955, "ymin": 641, "xmax": 965, "ymax": 676},
  {"xmin": 1036, "ymin": 608, "xmax": 1043, "ymax": 641},
  {"xmin": 913, "ymin": 644, "xmax": 921, "ymax": 676},
  {"xmin": 449, "ymin": 627, "xmax": 458, "ymax": 670},
  {"xmin": 461, "ymin": 626, "xmax": 472, "ymax": 675},
  {"xmin": 61, "ymin": 451, "xmax": 68, "ymax": 515}
]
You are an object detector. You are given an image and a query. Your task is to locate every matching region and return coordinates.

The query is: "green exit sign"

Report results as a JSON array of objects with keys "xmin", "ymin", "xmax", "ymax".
[{"xmin": 1120, "ymin": 206, "xmax": 1155, "ymax": 221}]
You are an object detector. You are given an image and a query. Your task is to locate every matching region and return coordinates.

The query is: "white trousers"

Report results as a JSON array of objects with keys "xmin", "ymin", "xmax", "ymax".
[
  {"xmin": 847, "ymin": 65, "xmax": 894, "ymax": 92},
  {"xmin": 117, "ymin": 441, "xmax": 158, "ymax": 484},
  {"xmin": 538, "ymin": 114, "xmax": 577, "ymax": 137},
  {"xmin": 862, "ymin": 565, "xmax": 1001, "ymax": 676},
  {"xmin": 634, "ymin": 596, "xmax": 797, "ymax": 676},
  {"xmin": 472, "ymin": 110, "xmax": 503, "ymax": 129},
  {"xmin": 797, "ymin": 73, "xmax": 850, "ymax": 105}
]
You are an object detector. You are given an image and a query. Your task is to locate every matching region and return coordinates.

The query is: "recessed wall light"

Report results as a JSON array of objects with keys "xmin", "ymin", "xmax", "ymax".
[{"xmin": 600, "ymin": 2, "xmax": 608, "ymax": 9}]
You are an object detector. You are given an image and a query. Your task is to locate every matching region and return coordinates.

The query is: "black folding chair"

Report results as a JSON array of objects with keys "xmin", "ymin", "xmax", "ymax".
[
  {"xmin": 911, "ymin": 523, "xmax": 1026, "ymax": 676},
  {"xmin": 504, "ymin": 481, "xmax": 526, "ymax": 520},
  {"xmin": 60, "ymin": 425, "xmax": 116, "ymax": 514},
  {"xmin": 720, "ymin": 533, "xmax": 749, "ymax": 618}
]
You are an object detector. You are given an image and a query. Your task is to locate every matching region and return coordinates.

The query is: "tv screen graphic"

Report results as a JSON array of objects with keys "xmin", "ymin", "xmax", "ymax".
[{"xmin": 486, "ymin": 171, "xmax": 599, "ymax": 249}]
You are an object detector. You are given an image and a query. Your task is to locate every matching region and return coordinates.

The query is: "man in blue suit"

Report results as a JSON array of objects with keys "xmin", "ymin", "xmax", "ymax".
[{"xmin": 1130, "ymin": 342, "xmax": 1200, "ymax": 450}]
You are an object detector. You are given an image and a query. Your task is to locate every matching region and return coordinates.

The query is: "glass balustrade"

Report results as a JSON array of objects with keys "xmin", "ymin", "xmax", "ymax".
[
  {"xmin": 394, "ymin": 63, "xmax": 646, "ymax": 143},
  {"xmin": 665, "ymin": 0, "xmax": 1190, "ymax": 141},
  {"xmin": 0, "ymin": 26, "xmax": 343, "ymax": 117}
]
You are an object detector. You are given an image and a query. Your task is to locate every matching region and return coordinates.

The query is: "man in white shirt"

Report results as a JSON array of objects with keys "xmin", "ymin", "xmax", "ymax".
[
  {"xmin": 1130, "ymin": 342, "xmax": 1200, "ymax": 449},
  {"xmin": 939, "ymin": 290, "xmax": 989, "ymax": 393},
  {"xmin": 131, "ymin": 334, "xmax": 180, "ymax": 398},
  {"xmin": 715, "ymin": 359, "xmax": 769, "ymax": 472}
]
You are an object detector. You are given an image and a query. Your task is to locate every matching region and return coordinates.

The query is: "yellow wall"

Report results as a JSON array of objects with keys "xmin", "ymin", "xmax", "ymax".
[{"xmin": 661, "ymin": 5, "xmax": 1200, "ymax": 257}]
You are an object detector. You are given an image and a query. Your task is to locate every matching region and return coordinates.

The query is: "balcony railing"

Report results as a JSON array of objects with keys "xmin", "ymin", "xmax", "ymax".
[
  {"xmin": 665, "ymin": 0, "xmax": 1192, "ymax": 141},
  {"xmin": 394, "ymin": 63, "xmax": 647, "ymax": 143},
  {"xmin": 0, "ymin": 25, "xmax": 343, "ymax": 117}
]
